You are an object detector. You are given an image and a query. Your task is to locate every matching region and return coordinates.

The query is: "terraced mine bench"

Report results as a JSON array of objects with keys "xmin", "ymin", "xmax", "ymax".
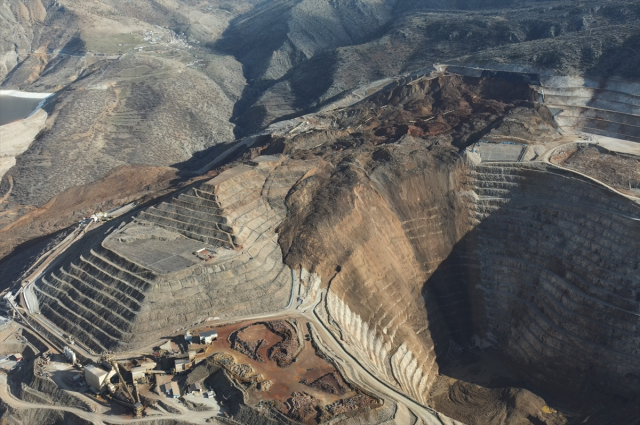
[
  {"xmin": 466, "ymin": 161, "xmax": 640, "ymax": 393},
  {"xmin": 535, "ymin": 76, "xmax": 640, "ymax": 143},
  {"xmin": 34, "ymin": 157, "xmax": 317, "ymax": 353}
]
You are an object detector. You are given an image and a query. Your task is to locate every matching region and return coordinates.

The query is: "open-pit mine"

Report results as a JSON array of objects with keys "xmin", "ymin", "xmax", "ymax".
[
  {"xmin": 1, "ymin": 1, "xmax": 640, "ymax": 424},
  {"xmin": 1, "ymin": 66, "xmax": 638, "ymax": 425}
]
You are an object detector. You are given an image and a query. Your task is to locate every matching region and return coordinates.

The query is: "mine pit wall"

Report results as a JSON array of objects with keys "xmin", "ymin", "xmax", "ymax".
[
  {"xmin": 307, "ymin": 155, "xmax": 640, "ymax": 406},
  {"xmin": 292, "ymin": 158, "xmax": 475, "ymax": 405},
  {"xmin": 123, "ymin": 160, "xmax": 311, "ymax": 349},
  {"xmin": 34, "ymin": 244, "xmax": 157, "ymax": 354},
  {"xmin": 535, "ymin": 76, "xmax": 640, "ymax": 142},
  {"xmin": 440, "ymin": 65, "xmax": 640, "ymax": 143},
  {"xmin": 464, "ymin": 160, "xmax": 640, "ymax": 398}
]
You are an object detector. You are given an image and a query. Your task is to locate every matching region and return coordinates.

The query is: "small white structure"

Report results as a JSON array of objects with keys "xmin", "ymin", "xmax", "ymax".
[
  {"xmin": 185, "ymin": 330, "xmax": 193, "ymax": 344},
  {"xmin": 89, "ymin": 212, "xmax": 109, "ymax": 223},
  {"xmin": 84, "ymin": 364, "xmax": 116, "ymax": 391},
  {"xmin": 194, "ymin": 248, "xmax": 215, "ymax": 261},
  {"xmin": 199, "ymin": 330, "xmax": 218, "ymax": 344}
]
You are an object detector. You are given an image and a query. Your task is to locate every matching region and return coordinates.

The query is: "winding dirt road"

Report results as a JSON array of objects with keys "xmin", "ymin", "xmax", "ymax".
[{"xmin": 301, "ymin": 294, "xmax": 461, "ymax": 425}]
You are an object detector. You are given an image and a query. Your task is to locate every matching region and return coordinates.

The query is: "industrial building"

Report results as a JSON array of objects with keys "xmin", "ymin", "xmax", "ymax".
[
  {"xmin": 130, "ymin": 366, "xmax": 147, "ymax": 381},
  {"xmin": 188, "ymin": 383, "xmax": 202, "ymax": 394},
  {"xmin": 84, "ymin": 364, "xmax": 116, "ymax": 392},
  {"xmin": 199, "ymin": 330, "xmax": 218, "ymax": 344},
  {"xmin": 174, "ymin": 358, "xmax": 191, "ymax": 372},
  {"xmin": 126, "ymin": 358, "xmax": 156, "ymax": 382},
  {"xmin": 133, "ymin": 358, "xmax": 157, "ymax": 370},
  {"xmin": 162, "ymin": 381, "xmax": 180, "ymax": 398},
  {"xmin": 194, "ymin": 248, "xmax": 216, "ymax": 261}
]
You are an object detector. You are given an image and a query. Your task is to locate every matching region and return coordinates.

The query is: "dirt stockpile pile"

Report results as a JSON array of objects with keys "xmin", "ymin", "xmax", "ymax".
[
  {"xmin": 228, "ymin": 320, "xmax": 301, "ymax": 366},
  {"xmin": 228, "ymin": 325, "xmax": 269, "ymax": 363},
  {"xmin": 264, "ymin": 321, "xmax": 301, "ymax": 368},
  {"xmin": 325, "ymin": 393, "xmax": 379, "ymax": 417},
  {"xmin": 284, "ymin": 392, "xmax": 322, "ymax": 424},
  {"xmin": 432, "ymin": 380, "xmax": 566, "ymax": 425},
  {"xmin": 281, "ymin": 391, "xmax": 379, "ymax": 424},
  {"xmin": 229, "ymin": 333, "xmax": 267, "ymax": 363},
  {"xmin": 210, "ymin": 353, "xmax": 260, "ymax": 384}
]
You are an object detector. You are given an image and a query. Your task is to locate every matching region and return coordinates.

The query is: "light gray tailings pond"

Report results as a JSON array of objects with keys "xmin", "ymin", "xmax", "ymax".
[{"xmin": 0, "ymin": 95, "xmax": 46, "ymax": 126}]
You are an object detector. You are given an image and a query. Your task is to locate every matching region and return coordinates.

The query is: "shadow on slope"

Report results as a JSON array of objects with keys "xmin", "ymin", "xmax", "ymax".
[
  {"xmin": 210, "ymin": 0, "xmax": 395, "ymax": 137},
  {"xmin": 421, "ymin": 165, "xmax": 640, "ymax": 424},
  {"xmin": 227, "ymin": 49, "xmax": 340, "ymax": 138}
]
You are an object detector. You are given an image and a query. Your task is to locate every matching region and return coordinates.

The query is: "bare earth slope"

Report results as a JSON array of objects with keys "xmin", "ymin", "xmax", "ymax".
[
  {"xmin": 0, "ymin": 0, "xmax": 256, "ymax": 242},
  {"xmin": 269, "ymin": 74, "xmax": 640, "ymax": 424},
  {"xmin": 216, "ymin": 0, "xmax": 640, "ymax": 136}
]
